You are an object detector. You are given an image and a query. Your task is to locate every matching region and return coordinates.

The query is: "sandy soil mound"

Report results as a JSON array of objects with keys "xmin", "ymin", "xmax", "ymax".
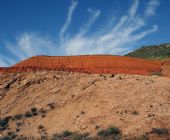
[
  {"xmin": 0, "ymin": 55, "xmax": 162, "ymax": 75},
  {"xmin": 0, "ymin": 71, "xmax": 169, "ymax": 139}
]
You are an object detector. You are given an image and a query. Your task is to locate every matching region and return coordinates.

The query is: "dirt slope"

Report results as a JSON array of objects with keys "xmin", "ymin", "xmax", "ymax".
[{"xmin": 0, "ymin": 71, "xmax": 170, "ymax": 139}]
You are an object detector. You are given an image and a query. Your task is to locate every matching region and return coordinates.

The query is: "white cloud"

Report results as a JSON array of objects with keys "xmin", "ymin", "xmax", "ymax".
[
  {"xmin": 78, "ymin": 8, "xmax": 101, "ymax": 36},
  {"xmin": 3, "ymin": 33, "xmax": 60, "ymax": 66},
  {"xmin": 128, "ymin": 0, "xmax": 139, "ymax": 18},
  {"xmin": 0, "ymin": 0, "xmax": 160, "ymax": 66},
  {"xmin": 145, "ymin": 0, "xmax": 160, "ymax": 17},
  {"xmin": 63, "ymin": 0, "xmax": 160, "ymax": 55},
  {"xmin": 0, "ymin": 54, "xmax": 16, "ymax": 67},
  {"xmin": 0, "ymin": 31, "xmax": 62, "ymax": 66},
  {"xmin": 59, "ymin": 0, "xmax": 78, "ymax": 42}
]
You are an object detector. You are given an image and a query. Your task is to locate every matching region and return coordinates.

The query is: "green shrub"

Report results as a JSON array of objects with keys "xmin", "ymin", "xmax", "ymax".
[
  {"xmin": 14, "ymin": 114, "xmax": 23, "ymax": 120},
  {"xmin": 0, "ymin": 118, "xmax": 8, "ymax": 127},
  {"xmin": 151, "ymin": 128, "xmax": 169, "ymax": 135},
  {"xmin": 0, "ymin": 117, "xmax": 10, "ymax": 131},
  {"xmin": 97, "ymin": 126, "xmax": 121, "ymax": 139},
  {"xmin": 51, "ymin": 131, "xmax": 91, "ymax": 140},
  {"xmin": 7, "ymin": 131, "xmax": 17, "ymax": 139},
  {"xmin": 0, "ymin": 136, "xmax": 11, "ymax": 140},
  {"xmin": 31, "ymin": 107, "xmax": 37, "ymax": 113},
  {"xmin": 63, "ymin": 130, "xmax": 73, "ymax": 137}
]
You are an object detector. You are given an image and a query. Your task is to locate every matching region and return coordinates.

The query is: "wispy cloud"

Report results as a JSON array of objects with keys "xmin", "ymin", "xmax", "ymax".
[
  {"xmin": 128, "ymin": 0, "xmax": 139, "ymax": 18},
  {"xmin": 78, "ymin": 8, "xmax": 101, "ymax": 36},
  {"xmin": 64, "ymin": 0, "xmax": 160, "ymax": 55},
  {"xmin": 145, "ymin": 0, "xmax": 160, "ymax": 17},
  {"xmin": 5, "ymin": 33, "xmax": 59, "ymax": 61},
  {"xmin": 0, "ymin": 54, "xmax": 16, "ymax": 67},
  {"xmin": 60, "ymin": 0, "xmax": 78, "ymax": 42},
  {"xmin": 0, "ymin": 0, "xmax": 160, "ymax": 67}
]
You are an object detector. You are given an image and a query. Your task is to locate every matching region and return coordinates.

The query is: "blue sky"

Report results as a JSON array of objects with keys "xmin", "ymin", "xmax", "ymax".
[{"xmin": 0, "ymin": 0, "xmax": 170, "ymax": 66}]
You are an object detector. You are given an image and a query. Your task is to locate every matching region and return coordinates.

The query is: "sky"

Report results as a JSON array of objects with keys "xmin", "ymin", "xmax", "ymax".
[{"xmin": 0, "ymin": 0, "xmax": 170, "ymax": 66}]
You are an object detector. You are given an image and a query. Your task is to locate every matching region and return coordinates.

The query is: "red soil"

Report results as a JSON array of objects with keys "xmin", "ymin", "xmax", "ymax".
[{"xmin": 0, "ymin": 55, "xmax": 162, "ymax": 75}]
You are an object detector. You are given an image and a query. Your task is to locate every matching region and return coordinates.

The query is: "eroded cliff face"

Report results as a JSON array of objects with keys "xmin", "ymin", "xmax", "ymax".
[
  {"xmin": 0, "ymin": 67, "xmax": 5, "ymax": 74},
  {"xmin": 0, "ymin": 55, "xmax": 162, "ymax": 75}
]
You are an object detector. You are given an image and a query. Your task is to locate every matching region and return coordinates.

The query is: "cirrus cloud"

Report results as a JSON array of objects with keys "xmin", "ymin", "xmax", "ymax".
[{"xmin": 0, "ymin": 0, "xmax": 160, "ymax": 66}]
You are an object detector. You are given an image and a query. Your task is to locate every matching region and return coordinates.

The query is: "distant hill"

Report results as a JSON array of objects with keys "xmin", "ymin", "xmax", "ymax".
[{"xmin": 125, "ymin": 43, "xmax": 170, "ymax": 60}]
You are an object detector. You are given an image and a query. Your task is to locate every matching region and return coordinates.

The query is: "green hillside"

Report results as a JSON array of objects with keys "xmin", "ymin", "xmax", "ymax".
[{"xmin": 126, "ymin": 43, "xmax": 170, "ymax": 60}]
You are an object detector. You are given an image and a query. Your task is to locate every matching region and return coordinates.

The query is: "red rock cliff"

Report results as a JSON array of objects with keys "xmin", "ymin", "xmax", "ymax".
[{"xmin": 0, "ymin": 55, "xmax": 162, "ymax": 75}]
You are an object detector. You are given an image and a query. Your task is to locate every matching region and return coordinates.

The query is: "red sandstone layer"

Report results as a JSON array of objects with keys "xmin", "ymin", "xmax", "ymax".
[{"xmin": 0, "ymin": 55, "xmax": 162, "ymax": 75}]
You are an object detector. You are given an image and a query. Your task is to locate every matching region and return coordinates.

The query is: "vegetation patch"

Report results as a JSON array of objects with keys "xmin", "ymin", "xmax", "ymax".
[
  {"xmin": 97, "ymin": 126, "xmax": 121, "ymax": 140},
  {"xmin": 51, "ymin": 131, "xmax": 91, "ymax": 140},
  {"xmin": 0, "ymin": 117, "xmax": 10, "ymax": 131},
  {"xmin": 125, "ymin": 43, "xmax": 170, "ymax": 60}
]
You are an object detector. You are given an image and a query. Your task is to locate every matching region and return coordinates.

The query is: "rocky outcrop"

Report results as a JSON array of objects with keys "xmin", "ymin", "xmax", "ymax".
[{"xmin": 0, "ymin": 55, "xmax": 162, "ymax": 75}]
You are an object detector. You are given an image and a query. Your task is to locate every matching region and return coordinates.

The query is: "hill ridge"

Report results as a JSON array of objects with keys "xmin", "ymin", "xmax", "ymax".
[{"xmin": 0, "ymin": 55, "xmax": 162, "ymax": 76}]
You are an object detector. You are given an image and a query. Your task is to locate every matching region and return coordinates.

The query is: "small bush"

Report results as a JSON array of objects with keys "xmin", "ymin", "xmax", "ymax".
[
  {"xmin": 10, "ymin": 133, "xmax": 17, "ymax": 139},
  {"xmin": 81, "ymin": 111, "xmax": 85, "ymax": 115},
  {"xmin": 7, "ymin": 131, "xmax": 17, "ymax": 139},
  {"xmin": 41, "ymin": 114, "xmax": 46, "ymax": 118},
  {"xmin": 32, "ymin": 112, "xmax": 38, "ymax": 116},
  {"xmin": 70, "ymin": 134, "xmax": 87, "ymax": 140},
  {"xmin": 14, "ymin": 114, "xmax": 23, "ymax": 120},
  {"xmin": 97, "ymin": 127, "xmax": 121, "ymax": 139},
  {"xmin": 132, "ymin": 110, "xmax": 139, "ymax": 115},
  {"xmin": 31, "ymin": 107, "xmax": 37, "ymax": 113},
  {"xmin": 62, "ymin": 130, "xmax": 73, "ymax": 137},
  {"xmin": 16, "ymin": 122, "xmax": 22, "ymax": 127},
  {"xmin": 0, "ymin": 118, "xmax": 8, "ymax": 127},
  {"xmin": 38, "ymin": 125, "xmax": 44, "ymax": 130},
  {"xmin": 0, "ymin": 117, "xmax": 9, "ymax": 131},
  {"xmin": 110, "ymin": 74, "xmax": 115, "ymax": 78},
  {"xmin": 47, "ymin": 103, "xmax": 55, "ymax": 109},
  {"xmin": 51, "ymin": 131, "xmax": 91, "ymax": 140},
  {"xmin": 148, "ymin": 114, "xmax": 155, "ymax": 117},
  {"xmin": 16, "ymin": 128, "xmax": 20, "ymax": 132},
  {"xmin": 24, "ymin": 111, "xmax": 32, "ymax": 118},
  {"xmin": 0, "ymin": 136, "xmax": 11, "ymax": 140},
  {"xmin": 95, "ymin": 125, "xmax": 100, "ymax": 129},
  {"xmin": 151, "ymin": 128, "xmax": 169, "ymax": 135}
]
